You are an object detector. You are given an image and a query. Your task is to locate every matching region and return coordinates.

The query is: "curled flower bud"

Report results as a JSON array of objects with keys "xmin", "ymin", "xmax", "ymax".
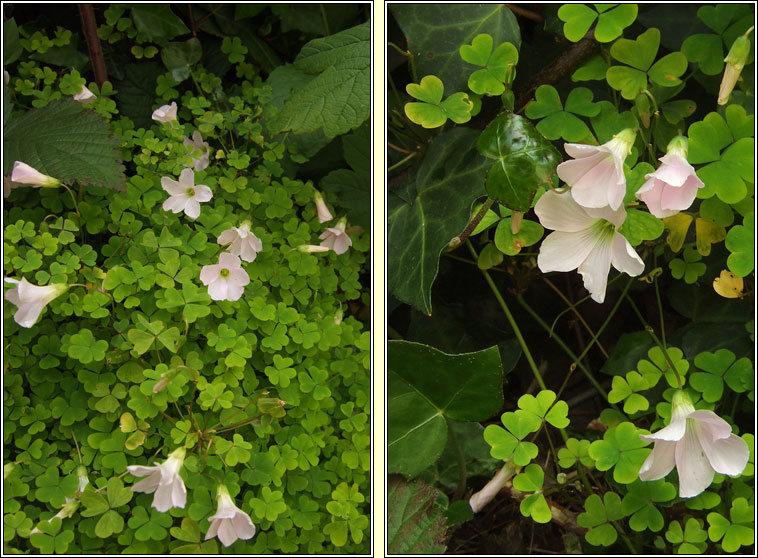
[
  {"xmin": 718, "ymin": 27, "xmax": 753, "ymax": 105},
  {"xmin": 297, "ymin": 244, "xmax": 330, "ymax": 253},
  {"xmin": 73, "ymin": 84, "xmax": 96, "ymax": 103},
  {"xmin": 10, "ymin": 161, "xmax": 61, "ymax": 188},
  {"xmin": 152, "ymin": 101, "xmax": 178, "ymax": 124},
  {"xmin": 314, "ymin": 191, "xmax": 334, "ymax": 223}
]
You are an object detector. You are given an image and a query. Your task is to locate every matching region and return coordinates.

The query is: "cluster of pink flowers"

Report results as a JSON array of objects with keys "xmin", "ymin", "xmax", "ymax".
[{"xmin": 535, "ymin": 129, "xmax": 703, "ymax": 304}]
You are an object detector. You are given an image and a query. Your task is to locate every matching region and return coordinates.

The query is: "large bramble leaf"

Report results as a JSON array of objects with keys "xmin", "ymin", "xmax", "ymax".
[
  {"xmin": 477, "ymin": 112, "xmax": 561, "ymax": 212},
  {"xmin": 388, "ymin": 127, "xmax": 488, "ymax": 315},
  {"xmin": 4, "ymin": 100, "xmax": 126, "ymax": 191},
  {"xmin": 387, "ymin": 476, "xmax": 447, "ymax": 554},
  {"xmin": 272, "ymin": 22, "xmax": 369, "ymax": 139}
]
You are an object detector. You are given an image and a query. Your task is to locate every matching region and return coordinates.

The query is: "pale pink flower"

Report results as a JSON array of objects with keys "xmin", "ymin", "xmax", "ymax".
[
  {"xmin": 535, "ymin": 190, "xmax": 644, "ymax": 304},
  {"xmin": 73, "ymin": 84, "xmax": 96, "ymax": 103},
  {"xmin": 469, "ymin": 462, "xmax": 518, "ymax": 513},
  {"xmin": 319, "ymin": 218, "xmax": 352, "ymax": 255},
  {"xmin": 718, "ymin": 27, "xmax": 753, "ymax": 105},
  {"xmin": 4, "ymin": 278, "xmax": 68, "ymax": 328},
  {"xmin": 639, "ymin": 390, "xmax": 749, "ymax": 498},
  {"xmin": 127, "ymin": 447, "xmax": 187, "ymax": 512},
  {"xmin": 205, "ymin": 484, "xmax": 256, "ymax": 547},
  {"xmin": 152, "ymin": 101, "xmax": 177, "ymax": 124},
  {"xmin": 314, "ymin": 191, "xmax": 333, "ymax": 223},
  {"xmin": 10, "ymin": 161, "xmax": 61, "ymax": 188},
  {"xmin": 557, "ymin": 128, "xmax": 637, "ymax": 210},
  {"xmin": 161, "ymin": 168, "xmax": 212, "ymax": 219},
  {"xmin": 183, "ymin": 130, "xmax": 210, "ymax": 172},
  {"xmin": 636, "ymin": 136, "xmax": 704, "ymax": 218},
  {"xmin": 199, "ymin": 253, "xmax": 250, "ymax": 301},
  {"xmin": 217, "ymin": 221, "xmax": 263, "ymax": 263}
]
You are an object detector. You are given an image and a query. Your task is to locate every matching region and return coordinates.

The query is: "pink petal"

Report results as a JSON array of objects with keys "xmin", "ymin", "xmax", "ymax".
[
  {"xmin": 331, "ymin": 234, "xmax": 352, "ymax": 255},
  {"xmin": 184, "ymin": 199, "xmax": 200, "ymax": 220},
  {"xmin": 577, "ymin": 232, "xmax": 613, "ymax": 303},
  {"xmin": 127, "ymin": 465, "xmax": 158, "ymax": 477},
  {"xmin": 207, "ymin": 279, "xmax": 229, "ymax": 301},
  {"xmin": 229, "ymin": 268, "xmax": 250, "ymax": 287},
  {"xmin": 636, "ymin": 178, "xmax": 669, "ymax": 218},
  {"xmin": 200, "ymin": 265, "xmax": 221, "ymax": 285},
  {"xmin": 218, "ymin": 252, "xmax": 241, "ymax": 269},
  {"xmin": 152, "ymin": 482, "xmax": 174, "ymax": 512},
  {"xmin": 224, "ymin": 282, "xmax": 245, "ymax": 301},
  {"xmin": 217, "ymin": 519, "xmax": 238, "ymax": 547},
  {"xmin": 561, "ymin": 153, "xmax": 622, "ymax": 209},
  {"xmin": 163, "ymin": 195, "xmax": 187, "ymax": 214},
  {"xmin": 675, "ymin": 425, "xmax": 715, "ymax": 498},
  {"xmin": 638, "ymin": 439, "xmax": 676, "ymax": 481},
  {"xmin": 537, "ymin": 229, "xmax": 600, "ymax": 273},
  {"xmin": 699, "ymin": 433, "xmax": 749, "ymax": 477},
  {"xmin": 178, "ymin": 168, "xmax": 195, "ymax": 188},
  {"xmin": 610, "ymin": 234, "xmax": 644, "ymax": 277},
  {"xmin": 640, "ymin": 415, "xmax": 687, "ymax": 442},
  {"xmin": 689, "ymin": 410, "xmax": 733, "ymax": 440},
  {"xmin": 172, "ymin": 477, "xmax": 186, "ymax": 508},
  {"xmin": 231, "ymin": 512, "xmax": 256, "ymax": 540},
  {"xmin": 653, "ymin": 153, "xmax": 693, "ymax": 187},
  {"xmin": 131, "ymin": 473, "xmax": 161, "ymax": 494},
  {"xmin": 205, "ymin": 519, "xmax": 220, "ymax": 541},
  {"xmin": 563, "ymin": 143, "xmax": 600, "ymax": 159},
  {"xmin": 534, "ymin": 190, "xmax": 594, "ymax": 232},
  {"xmin": 194, "ymin": 184, "xmax": 213, "ymax": 202},
  {"xmin": 217, "ymin": 230, "xmax": 237, "ymax": 246},
  {"xmin": 161, "ymin": 177, "xmax": 184, "ymax": 196},
  {"xmin": 660, "ymin": 175, "xmax": 700, "ymax": 212},
  {"xmin": 239, "ymin": 242, "xmax": 258, "ymax": 262}
]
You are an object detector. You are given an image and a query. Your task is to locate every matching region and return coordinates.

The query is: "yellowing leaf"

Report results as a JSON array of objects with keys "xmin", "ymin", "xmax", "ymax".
[{"xmin": 713, "ymin": 270, "xmax": 744, "ymax": 299}]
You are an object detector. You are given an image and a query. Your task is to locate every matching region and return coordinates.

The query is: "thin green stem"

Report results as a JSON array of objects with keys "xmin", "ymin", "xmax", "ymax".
[
  {"xmin": 387, "ymin": 151, "xmax": 417, "ymax": 173},
  {"xmin": 466, "ymin": 241, "xmax": 546, "ymax": 391},
  {"xmin": 653, "ymin": 256, "xmax": 666, "ymax": 347},
  {"xmin": 613, "ymin": 520, "xmax": 638, "ymax": 554},
  {"xmin": 319, "ymin": 4, "xmax": 330, "ymax": 35},
  {"xmin": 447, "ymin": 421, "xmax": 467, "ymax": 501},
  {"xmin": 516, "ymin": 294, "xmax": 615, "ymax": 406},
  {"xmin": 624, "ymin": 292, "xmax": 683, "ymax": 388}
]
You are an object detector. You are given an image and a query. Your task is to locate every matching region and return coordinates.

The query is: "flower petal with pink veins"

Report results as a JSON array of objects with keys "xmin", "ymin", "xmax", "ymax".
[
  {"xmin": 688, "ymin": 411, "xmax": 734, "ymax": 440},
  {"xmin": 675, "ymin": 425, "xmax": 715, "ymax": 498},
  {"xmin": 534, "ymin": 190, "xmax": 594, "ymax": 232}
]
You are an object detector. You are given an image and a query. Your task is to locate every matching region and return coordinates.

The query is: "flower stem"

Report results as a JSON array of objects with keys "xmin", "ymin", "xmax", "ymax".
[
  {"xmin": 466, "ymin": 241, "xmax": 546, "ymax": 392},
  {"xmin": 387, "ymin": 151, "xmax": 417, "ymax": 173}
]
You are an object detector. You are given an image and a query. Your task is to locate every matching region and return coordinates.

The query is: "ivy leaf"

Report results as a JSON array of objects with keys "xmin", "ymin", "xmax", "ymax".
[
  {"xmin": 3, "ymin": 99, "xmax": 125, "ymax": 190},
  {"xmin": 459, "ymin": 34, "xmax": 519, "ymax": 96},
  {"xmin": 130, "ymin": 5, "xmax": 189, "ymax": 42},
  {"xmin": 477, "ymin": 112, "xmax": 561, "ymax": 212},
  {"xmin": 272, "ymin": 22, "xmax": 369, "ymax": 139}
]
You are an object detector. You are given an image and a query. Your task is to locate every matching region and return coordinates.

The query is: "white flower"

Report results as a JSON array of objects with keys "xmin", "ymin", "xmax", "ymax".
[
  {"xmin": 319, "ymin": 218, "xmax": 352, "ymax": 255},
  {"xmin": 217, "ymin": 221, "xmax": 263, "ymax": 263},
  {"xmin": 205, "ymin": 484, "xmax": 256, "ymax": 547},
  {"xmin": 636, "ymin": 136, "xmax": 704, "ymax": 218},
  {"xmin": 127, "ymin": 447, "xmax": 187, "ymax": 512},
  {"xmin": 557, "ymin": 128, "xmax": 637, "ymax": 210},
  {"xmin": 718, "ymin": 27, "xmax": 753, "ymax": 105},
  {"xmin": 161, "ymin": 168, "xmax": 212, "ymax": 219},
  {"xmin": 535, "ymin": 190, "xmax": 644, "ymax": 304},
  {"xmin": 4, "ymin": 278, "xmax": 68, "ymax": 328},
  {"xmin": 152, "ymin": 101, "xmax": 177, "ymax": 124},
  {"xmin": 469, "ymin": 461, "xmax": 518, "ymax": 513},
  {"xmin": 199, "ymin": 252, "xmax": 250, "ymax": 301},
  {"xmin": 73, "ymin": 84, "xmax": 96, "ymax": 103},
  {"xmin": 639, "ymin": 390, "xmax": 749, "ymax": 498},
  {"xmin": 314, "ymin": 191, "xmax": 334, "ymax": 223},
  {"xmin": 183, "ymin": 130, "xmax": 210, "ymax": 172},
  {"xmin": 10, "ymin": 161, "xmax": 61, "ymax": 188}
]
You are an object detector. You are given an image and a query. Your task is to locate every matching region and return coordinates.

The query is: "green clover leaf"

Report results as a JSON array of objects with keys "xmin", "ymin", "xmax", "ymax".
[
  {"xmin": 169, "ymin": 517, "xmax": 219, "ymax": 554},
  {"xmin": 668, "ymin": 246, "xmax": 707, "ymax": 284},
  {"xmin": 608, "ymin": 371, "xmax": 650, "ymax": 414},
  {"xmin": 524, "ymin": 85, "xmax": 599, "ymax": 142},
  {"xmin": 666, "ymin": 517, "xmax": 708, "ymax": 554},
  {"xmin": 483, "ymin": 411, "xmax": 540, "ymax": 465},
  {"xmin": 29, "ymin": 517, "xmax": 74, "ymax": 554},
  {"xmin": 589, "ymin": 422, "xmax": 651, "ymax": 484},
  {"xmin": 636, "ymin": 346, "xmax": 689, "ymax": 389},
  {"xmin": 404, "ymin": 75, "xmax": 472, "ymax": 128},
  {"xmin": 493, "ymin": 218, "xmax": 544, "ymax": 256},
  {"xmin": 517, "ymin": 389, "xmax": 570, "ymax": 429},
  {"xmin": 127, "ymin": 505, "xmax": 172, "ymax": 541},
  {"xmin": 514, "ymin": 465, "xmax": 552, "ymax": 523},
  {"xmin": 691, "ymin": 349, "xmax": 753, "ymax": 402},
  {"xmin": 577, "ymin": 492, "xmax": 625, "ymax": 546},
  {"xmin": 557, "ymin": 438, "xmax": 594, "ymax": 469},
  {"xmin": 558, "ymin": 4, "xmax": 637, "ymax": 43},
  {"xmin": 725, "ymin": 212, "xmax": 754, "ymax": 277},
  {"xmin": 459, "ymin": 34, "xmax": 518, "ymax": 96},
  {"xmin": 35, "ymin": 467, "xmax": 78, "ymax": 508},
  {"xmin": 707, "ymin": 498, "xmax": 754, "ymax": 552},
  {"xmin": 621, "ymin": 479, "xmax": 676, "ymax": 532}
]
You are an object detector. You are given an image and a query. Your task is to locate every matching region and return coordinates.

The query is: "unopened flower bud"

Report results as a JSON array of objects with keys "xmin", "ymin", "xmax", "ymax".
[
  {"xmin": 314, "ymin": 191, "xmax": 334, "ymax": 223},
  {"xmin": 718, "ymin": 27, "xmax": 753, "ymax": 105},
  {"xmin": 298, "ymin": 244, "xmax": 330, "ymax": 253},
  {"xmin": 333, "ymin": 308, "xmax": 343, "ymax": 325},
  {"xmin": 11, "ymin": 161, "xmax": 61, "ymax": 188}
]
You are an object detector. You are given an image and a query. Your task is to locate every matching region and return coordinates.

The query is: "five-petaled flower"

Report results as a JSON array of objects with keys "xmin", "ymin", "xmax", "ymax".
[
  {"xmin": 200, "ymin": 252, "xmax": 250, "ymax": 301},
  {"xmin": 636, "ymin": 136, "xmax": 704, "ymax": 218},
  {"xmin": 314, "ymin": 191, "xmax": 334, "ymax": 223},
  {"xmin": 10, "ymin": 161, "xmax": 61, "ymax": 188},
  {"xmin": 319, "ymin": 217, "xmax": 352, "ymax": 255},
  {"xmin": 183, "ymin": 130, "xmax": 211, "ymax": 172},
  {"xmin": 638, "ymin": 390, "xmax": 749, "ymax": 498},
  {"xmin": 4, "ymin": 277, "xmax": 68, "ymax": 328},
  {"xmin": 217, "ymin": 221, "xmax": 263, "ymax": 262},
  {"xmin": 161, "ymin": 168, "xmax": 212, "ymax": 219},
  {"xmin": 127, "ymin": 447, "xmax": 187, "ymax": 512},
  {"xmin": 557, "ymin": 128, "xmax": 636, "ymax": 211},
  {"xmin": 205, "ymin": 484, "xmax": 256, "ymax": 547},
  {"xmin": 535, "ymin": 190, "xmax": 644, "ymax": 304},
  {"xmin": 73, "ymin": 84, "xmax": 96, "ymax": 103},
  {"xmin": 152, "ymin": 101, "xmax": 178, "ymax": 124}
]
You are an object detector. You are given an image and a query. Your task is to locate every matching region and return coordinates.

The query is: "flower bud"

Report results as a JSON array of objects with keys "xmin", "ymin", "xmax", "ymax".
[
  {"xmin": 73, "ymin": 84, "xmax": 96, "ymax": 103},
  {"xmin": 4, "ymin": 462, "xmax": 15, "ymax": 479},
  {"xmin": 314, "ymin": 191, "xmax": 334, "ymax": 223},
  {"xmin": 718, "ymin": 27, "xmax": 753, "ymax": 105},
  {"xmin": 10, "ymin": 161, "xmax": 61, "ymax": 188},
  {"xmin": 297, "ymin": 244, "xmax": 330, "ymax": 253}
]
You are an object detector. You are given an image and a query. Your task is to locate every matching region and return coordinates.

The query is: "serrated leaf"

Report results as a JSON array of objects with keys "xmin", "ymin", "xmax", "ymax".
[
  {"xmin": 3, "ymin": 100, "xmax": 125, "ymax": 191},
  {"xmin": 387, "ymin": 476, "xmax": 447, "ymax": 554}
]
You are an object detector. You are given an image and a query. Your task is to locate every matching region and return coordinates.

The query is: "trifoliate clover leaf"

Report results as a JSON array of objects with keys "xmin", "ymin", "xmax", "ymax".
[
  {"xmin": 404, "ymin": 75, "xmax": 472, "ymax": 128},
  {"xmin": 589, "ymin": 422, "xmax": 651, "ymax": 484},
  {"xmin": 524, "ymin": 85, "xmax": 599, "ymax": 142},
  {"xmin": 618, "ymin": 208, "xmax": 664, "ymax": 247},
  {"xmin": 520, "ymin": 492, "xmax": 552, "ymax": 524},
  {"xmin": 29, "ymin": 517, "xmax": 74, "ymax": 554},
  {"xmin": 572, "ymin": 54, "xmax": 609, "ymax": 81},
  {"xmin": 493, "ymin": 218, "xmax": 544, "ymax": 256},
  {"xmin": 128, "ymin": 505, "xmax": 172, "ymax": 541},
  {"xmin": 621, "ymin": 479, "xmax": 676, "ymax": 532},
  {"xmin": 557, "ymin": 438, "xmax": 594, "ymax": 469},
  {"xmin": 577, "ymin": 492, "xmax": 625, "ymax": 546},
  {"xmin": 707, "ymin": 498, "xmax": 754, "ymax": 552},
  {"xmin": 725, "ymin": 212, "xmax": 754, "ymax": 277},
  {"xmin": 517, "ymin": 389, "xmax": 570, "ymax": 429},
  {"xmin": 34, "ymin": 467, "xmax": 78, "ymax": 507},
  {"xmin": 695, "ymin": 217, "xmax": 726, "ymax": 257},
  {"xmin": 483, "ymin": 411, "xmax": 540, "ymax": 465},
  {"xmin": 608, "ymin": 371, "xmax": 650, "ymax": 414},
  {"xmin": 459, "ymin": 34, "xmax": 518, "ymax": 96},
  {"xmin": 669, "ymin": 246, "xmax": 706, "ymax": 284},
  {"xmin": 666, "ymin": 518, "xmax": 708, "ymax": 554},
  {"xmin": 636, "ymin": 346, "xmax": 688, "ymax": 389},
  {"xmin": 691, "ymin": 349, "xmax": 753, "ymax": 402},
  {"xmin": 557, "ymin": 4, "xmax": 637, "ymax": 43}
]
